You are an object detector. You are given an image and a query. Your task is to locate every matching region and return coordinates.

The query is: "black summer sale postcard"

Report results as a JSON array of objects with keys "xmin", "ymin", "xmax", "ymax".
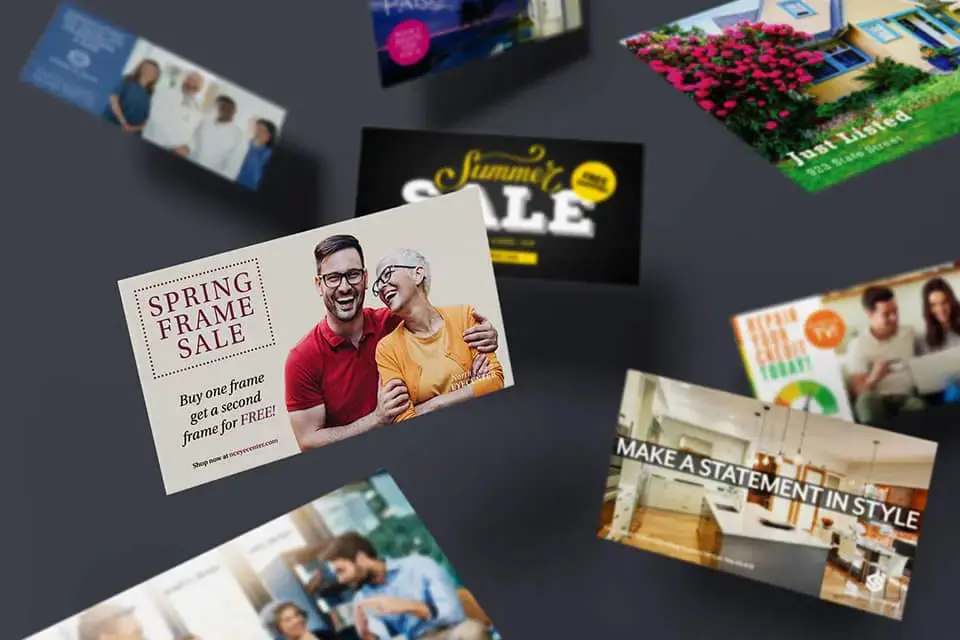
[{"xmin": 355, "ymin": 127, "xmax": 645, "ymax": 286}]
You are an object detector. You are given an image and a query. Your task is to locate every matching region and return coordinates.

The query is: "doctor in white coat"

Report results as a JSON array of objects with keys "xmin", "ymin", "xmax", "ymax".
[
  {"xmin": 143, "ymin": 70, "xmax": 205, "ymax": 150},
  {"xmin": 173, "ymin": 94, "xmax": 244, "ymax": 179}
]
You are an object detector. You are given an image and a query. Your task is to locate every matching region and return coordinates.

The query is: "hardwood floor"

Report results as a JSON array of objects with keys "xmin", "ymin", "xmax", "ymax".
[{"xmin": 598, "ymin": 505, "xmax": 710, "ymax": 566}]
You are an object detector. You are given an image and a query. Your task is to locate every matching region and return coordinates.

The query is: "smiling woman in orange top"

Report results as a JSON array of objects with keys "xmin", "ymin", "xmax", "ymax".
[{"xmin": 373, "ymin": 248, "xmax": 504, "ymax": 423}]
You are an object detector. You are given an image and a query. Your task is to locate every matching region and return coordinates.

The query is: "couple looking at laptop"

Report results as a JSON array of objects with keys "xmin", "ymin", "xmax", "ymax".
[
  {"xmin": 284, "ymin": 234, "xmax": 504, "ymax": 449},
  {"xmin": 848, "ymin": 277, "xmax": 960, "ymax": 424}
]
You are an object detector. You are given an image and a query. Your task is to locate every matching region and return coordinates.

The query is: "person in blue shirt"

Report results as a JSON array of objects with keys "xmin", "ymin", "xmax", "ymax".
[
  {"xmin": 318, "ymin": 532, "xmax": 490, "ymax": 640},
  {"xmin": 104, "ymin": 59, "xmax": 161, "ymax": 136},
  {"xmin": 236, "ymin": 118, "xmax": 278, "ymax": 190}
]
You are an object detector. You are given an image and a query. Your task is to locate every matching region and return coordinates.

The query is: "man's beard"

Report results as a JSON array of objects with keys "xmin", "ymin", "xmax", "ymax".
[{"xmin": 325, "ymin": 288, "xmax": 365, "ymax": 322}]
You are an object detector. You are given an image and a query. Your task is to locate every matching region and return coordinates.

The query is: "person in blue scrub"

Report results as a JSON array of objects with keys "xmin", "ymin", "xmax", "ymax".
[
  {"xmin": 236, "ymin": 118, "xmax": 278, "ymax": 190},
  {"xmin": 104, "ymin": 59, "xmax": 161, "ymax": 136}
]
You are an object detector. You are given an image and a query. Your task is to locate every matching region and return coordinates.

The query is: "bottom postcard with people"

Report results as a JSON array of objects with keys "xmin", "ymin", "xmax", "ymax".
[
  {"xmin": 599, "ymin": 370, "xmax": 939, "ymax": 621},
  {"xmin": 27, "ymin": 471, "xmax": 501, "ymax": 640}
]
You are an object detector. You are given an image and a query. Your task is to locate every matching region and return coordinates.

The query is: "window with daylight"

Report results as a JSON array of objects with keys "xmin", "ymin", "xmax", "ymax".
[
  {"xmin": 779, "ymin": 1, "xmax": 817, "ymax": 18},
  {"xmin": 809, "ymin": 43, "xmax": 872, "ymax": 83},
  {"xmin": 860, "ymin": 19, "xmax": 902, "ymax": 44}
]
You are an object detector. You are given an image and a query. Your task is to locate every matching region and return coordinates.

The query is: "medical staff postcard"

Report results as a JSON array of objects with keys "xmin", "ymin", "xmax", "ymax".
[
  {"xmin": 601, "ymin": 370, "xmax": 938, "ymax": 621},
  {"xmin": 118, "ymin": 188, "xmax": 514, "ymax": 494},
  {"xmin": 23, "ymin": 470, "xmax": 504, "ymax": 640},
  {"xmin": 622, "ymin": 0, "xmax": 960, "ymax": 191},
  {"xmin": 370, "ymin": 0, "xmax": 584, "ymax": 87},
  {"xmin": 22, "ymin": 3, "xmax": 286, "ymax": 190},
  {"xmin": 732, "ymin": 260, "xmax": 960, "ymax": 427},
  {"xmin": 355, "ymin": 127, "xmax": 644, "ymax": 285}
]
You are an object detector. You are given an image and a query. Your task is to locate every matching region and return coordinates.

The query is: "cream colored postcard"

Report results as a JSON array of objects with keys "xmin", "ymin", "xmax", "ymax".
[{"xmin": 119, "ymin": 188, "xmax": 513, "ymax": 494}]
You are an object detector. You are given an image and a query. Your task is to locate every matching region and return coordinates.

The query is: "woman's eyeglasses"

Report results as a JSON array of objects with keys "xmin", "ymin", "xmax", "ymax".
[
  {"xmin": 318, "ymin": 269, "xmax": 364, "ymax": 289},
  {"xmin": 372, "ymin": 265, "xmax": 417, "ymax": 297}
]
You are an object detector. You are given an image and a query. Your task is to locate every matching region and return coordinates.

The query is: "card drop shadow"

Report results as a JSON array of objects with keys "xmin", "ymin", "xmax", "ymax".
[
  {"xmin": 496, "ymin": 277, "xmax": 671, "ymax": 370},
  {"xmin": 419, "ymin": 25, "xmax": 590, "ymax": 127},
  {"xmin": 139, "ymin": 139, "xmax": 322, "ymax": 236}
]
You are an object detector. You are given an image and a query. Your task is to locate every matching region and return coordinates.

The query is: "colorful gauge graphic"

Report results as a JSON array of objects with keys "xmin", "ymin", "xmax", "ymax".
[{"xmin": 774, "ymin": 380, "xmax": 840, "ymax": 415}]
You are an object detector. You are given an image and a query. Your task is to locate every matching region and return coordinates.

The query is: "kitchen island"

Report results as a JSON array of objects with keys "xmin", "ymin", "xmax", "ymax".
[{"xmin": 697, "ymin": 495, "xmax": 832, "ymax": 597}]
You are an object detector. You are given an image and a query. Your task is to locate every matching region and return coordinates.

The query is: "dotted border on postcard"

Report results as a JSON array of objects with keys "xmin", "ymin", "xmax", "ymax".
[{"xmin": 132, "ymin": 257, "xmax": 277, "ymax": 380}]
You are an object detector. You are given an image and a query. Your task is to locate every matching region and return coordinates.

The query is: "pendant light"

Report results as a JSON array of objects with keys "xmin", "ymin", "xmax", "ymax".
[
  {"xmin": 775, "ymin": 408, "xmax": 790, "ymax": 466},
  {"xmin": 865, "ymin": 440, "xmax": 880, "ymax": 497},
  {"xmin": 757, "ymin": 405, "xmax": 770, "ymax": 465},
  {"xmin": 794, "ymin": 395, "xmax": 812, "ymax": 466}
]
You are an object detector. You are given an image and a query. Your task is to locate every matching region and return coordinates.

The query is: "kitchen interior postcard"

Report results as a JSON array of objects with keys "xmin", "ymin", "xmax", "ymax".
[
  {"xmin": 370, "ymin": 0, "xmax": 584, "ymax": 87},
  {"xmin": 355, "ymin": 127, "xmax": 643, "ymax": 285},
  {"xmin": 24, "ymin": 471, "xmax": 503, "ymax": 640},
  {"xmin": 622, "ymin": 0, "xmax": 960, "ymax": 191},
  {"xmin": 600, "ymin": 370, "xmax": 938, "ymax": 621},
  {"xmin": 118, "ymin": 188, "xmax": 513, "ymax": 494},
  {"xmin": 21, "ymin": 3, "xmax": 286, "ymax": 190},
  {"xmin": 732, "ymin": 260, "xmax": 960, "ymax": 427}
]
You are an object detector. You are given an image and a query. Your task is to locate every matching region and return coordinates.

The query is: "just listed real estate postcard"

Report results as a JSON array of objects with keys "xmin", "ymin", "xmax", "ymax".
[
  {"xmin": 118, "ymin": 189, "xmax": 513, "ymax": 494},
  {"xmin": 622, "ymin": 0, "xmax": 960, "ymax": 191}
]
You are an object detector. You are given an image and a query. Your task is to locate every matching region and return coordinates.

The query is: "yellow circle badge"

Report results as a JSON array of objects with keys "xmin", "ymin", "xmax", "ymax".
[{"xmin": 570, "ymin": 161, "xmax": 617, "ymax": 203}]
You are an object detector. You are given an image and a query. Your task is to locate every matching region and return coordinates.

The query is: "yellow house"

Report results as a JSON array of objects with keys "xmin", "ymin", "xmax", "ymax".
[{"xmin": 712, "ymin": 0, "xmax": 960, "ymax": 103}]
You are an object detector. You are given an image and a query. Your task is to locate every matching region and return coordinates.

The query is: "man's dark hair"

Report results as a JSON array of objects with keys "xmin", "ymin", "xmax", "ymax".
[
  {"xmin": 77, "ymin": 602, "xmax": 136, "ymax": 640},
  {"xmin": 318, "ymin": 531, "xmax": 379, "ymax": 562},
  {"xmin": 862, "ymin": 285, "xmax": 896, "ymax": 312},
  {"xmin": 216, "ymin": 95, "xmax": 236, "ymax": 108},
  {"xmin": 314, "ymin": 235, "xmax": 364, "ymax": 272}
]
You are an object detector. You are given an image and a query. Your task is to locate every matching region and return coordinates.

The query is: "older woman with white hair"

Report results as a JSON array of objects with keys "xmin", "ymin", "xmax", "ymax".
[{"xmin": 372, "ymin": 248, "xmax": 504, "ymax": 423}]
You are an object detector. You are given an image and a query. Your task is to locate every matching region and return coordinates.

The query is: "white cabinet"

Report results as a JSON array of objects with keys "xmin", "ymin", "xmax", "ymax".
[{"xmin": 644, "ymin": 477, "xmax": 705, "ymax": 514}]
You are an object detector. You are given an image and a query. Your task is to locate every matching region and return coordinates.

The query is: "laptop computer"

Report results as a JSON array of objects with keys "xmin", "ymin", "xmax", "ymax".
[{"xmin": 900, "ymin": 348, "xmax": 960, "ymax": 394}]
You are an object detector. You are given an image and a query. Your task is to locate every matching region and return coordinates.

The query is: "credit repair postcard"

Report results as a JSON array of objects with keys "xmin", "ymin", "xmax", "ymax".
[
  {"xmin": 118, "ymin": 188, "xmax": 513, "ymax": 494},
  {"xmin": 23, "ymin": 471, "xmax": 504, "ymax": 640},
  {"xmin": 22, "ymin": 3, "xmax": 286, "ymax": 190},
  {"xmin": 622, "ymin": 1, "xmax": 960, "ymax": 191},
  {"xmin": 732, "ymin": 260, "xmax": 960, "ymax": 427},
  {"xmin": 370, "ymin": 0, "xmax": 584, "ymax": 87},
  {"xmin": 355, "ymin": 127, "xmax": 644, "ymax": 285},
  {"xmin": 600, "ymin": 370, "xmax": 937, "ymax": 621}
]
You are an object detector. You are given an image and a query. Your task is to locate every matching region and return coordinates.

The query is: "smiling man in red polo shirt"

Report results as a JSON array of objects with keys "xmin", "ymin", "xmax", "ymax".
[{"xmin": 284, "ymin": 234, "xmax": 500, "ymax": 449}]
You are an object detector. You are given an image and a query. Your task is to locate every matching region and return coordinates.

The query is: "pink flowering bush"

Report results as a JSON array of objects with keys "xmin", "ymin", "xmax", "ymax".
[{"xmin": 626, "ymin": 22, "xmax": 826, "ymax": 161}]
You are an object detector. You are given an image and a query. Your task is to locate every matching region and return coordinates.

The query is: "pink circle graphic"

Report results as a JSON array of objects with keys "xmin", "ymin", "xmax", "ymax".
[{"xmin": 387, "ymin": 20, "xmax": 431, "ymax": 66}]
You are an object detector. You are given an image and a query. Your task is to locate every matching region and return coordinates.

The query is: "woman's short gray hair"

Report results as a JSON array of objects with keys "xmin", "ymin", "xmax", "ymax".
[{"xmin": 378, "ymin": 248, "xmax": 431, "ymax": 295}]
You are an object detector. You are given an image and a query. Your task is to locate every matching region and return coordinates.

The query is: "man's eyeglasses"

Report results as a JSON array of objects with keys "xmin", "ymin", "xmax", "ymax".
[
  {"xmin": 372, "ymin": 265, "xmax": 417, "ymax": 297},
  {"xmin": 318, "ymin": 269, "xmax": 364, "ymax": 289}
]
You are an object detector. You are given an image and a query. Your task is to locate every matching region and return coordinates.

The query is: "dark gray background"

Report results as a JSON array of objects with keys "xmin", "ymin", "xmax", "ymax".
[{"xmin": 3, "ymin": 0, "xmax": 959, "ymax": 638}]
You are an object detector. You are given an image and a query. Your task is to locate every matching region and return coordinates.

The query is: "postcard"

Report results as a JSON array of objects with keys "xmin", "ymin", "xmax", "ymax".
[
  {"xmin": 600, "ymin": 370, "xmax": 937, "ymax": 620},
  {"xmin": 24, "ymin": 471, "xmax": 503, "ymax": 640},
  {"xmin": 21, "ymin": 3, "xmax": 286, "ymax": 190},
  {"xmin": 370, "ymin": 0, "xmax": 584, "ymax": 87},
  {"xmin": 622, "ymin": 1, "xmax": 960, "ymax": 191},
  {"xmin": 355, "ymin": 127, "xmax": 643, "ymax": 285},
  {"xmin": 732, "ymin": 261, "xmax": 960, "ymax": 427},
  {"xmin": 118, "ymin": 188, "xmax": 513, "ymax": 494}
]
